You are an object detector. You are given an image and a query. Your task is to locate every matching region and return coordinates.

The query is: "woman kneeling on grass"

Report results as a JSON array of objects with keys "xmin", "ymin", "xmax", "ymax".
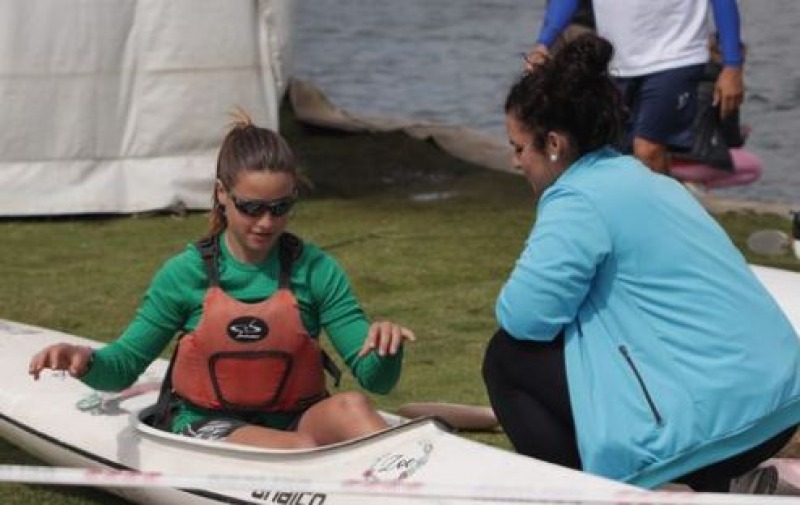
[
  {"xmin": 482, "ymin": 33, "xmax": 800, "ymax": 494},
  {"xmin": 29, "ymin": 109, "xmax": 415, "ymax": 449}
]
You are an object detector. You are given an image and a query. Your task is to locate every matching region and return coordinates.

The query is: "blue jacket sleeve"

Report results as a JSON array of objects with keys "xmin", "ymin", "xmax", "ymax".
[
  {"xmin": 710, "ymin": 0, "xmax": 743, "ymax": 66},
  {"xmin": 536, "ymin": 0, "xmax": 581, "ymax": 48},
  {"xmin": 496, "ymin": 188, "xmax": 611, "ymax": 341}
]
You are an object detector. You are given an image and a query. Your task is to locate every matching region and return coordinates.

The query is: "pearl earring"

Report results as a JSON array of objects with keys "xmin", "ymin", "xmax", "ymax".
[{"xmin": 549, "ymin": 153, "xmax": 558, "ymax": 162}]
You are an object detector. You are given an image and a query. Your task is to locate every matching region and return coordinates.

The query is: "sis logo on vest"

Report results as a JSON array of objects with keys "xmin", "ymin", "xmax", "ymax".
[{"xmin": 226, "ymin": 317, "xmax": 269, "ymax": 342}]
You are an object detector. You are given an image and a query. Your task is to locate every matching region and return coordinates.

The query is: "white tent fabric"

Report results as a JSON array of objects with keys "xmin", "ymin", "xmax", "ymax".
[{"xmin": 0, "ymin": 0, "xmax": 292, "ymax": 216}]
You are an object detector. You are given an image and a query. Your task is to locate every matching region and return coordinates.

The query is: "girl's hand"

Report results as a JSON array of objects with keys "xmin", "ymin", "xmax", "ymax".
[
  {"xmin": 29, "ymin": 343, "xmax": 93, "ymax": 380},
  {"xmin": 358, "ymin": 322, "xmax": 416, "ymax": 358}
]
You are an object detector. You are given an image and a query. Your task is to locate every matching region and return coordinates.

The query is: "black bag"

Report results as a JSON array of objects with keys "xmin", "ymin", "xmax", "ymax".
[{"xmin": 684, "ymin": 102, "xmax": 735, "ymax": 171}]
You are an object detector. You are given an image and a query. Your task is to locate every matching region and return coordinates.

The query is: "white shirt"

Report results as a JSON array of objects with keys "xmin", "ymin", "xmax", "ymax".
[{"xmin": 593, "ymin": 0, "xmax": 710, "ymax": 77}]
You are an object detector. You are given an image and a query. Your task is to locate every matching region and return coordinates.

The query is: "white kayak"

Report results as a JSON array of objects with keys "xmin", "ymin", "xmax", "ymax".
[{"xmin": 0, "ymin": 264, "xmax": 798, "ymax": 505}]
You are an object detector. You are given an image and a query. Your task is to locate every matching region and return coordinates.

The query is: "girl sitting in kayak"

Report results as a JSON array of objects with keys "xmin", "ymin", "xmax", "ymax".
[{"xmin": 28, "ymin": 110, "xmax": 415, "ymax": 449}]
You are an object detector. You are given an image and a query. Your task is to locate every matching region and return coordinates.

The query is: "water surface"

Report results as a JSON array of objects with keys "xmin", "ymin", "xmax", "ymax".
[{"xmin": 293, "ymin": 0, "xmax": 799, "ymax": 207}]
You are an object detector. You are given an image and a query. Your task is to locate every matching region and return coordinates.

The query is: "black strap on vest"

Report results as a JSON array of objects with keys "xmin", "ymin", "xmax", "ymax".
[
  {"xmin": 150, "ymin": 338, "xmax": 182, "ymax": 430},
  {"xmin": 279, "ymin": 233, "xmax": 302, "ymax": 289},
  {"xmin": 197, "ymin": 233, "xmax": 301, "ymax": 289},
  {"xmin": 196, "ymin": 235, "xmax": 220, "ymax": 287}
]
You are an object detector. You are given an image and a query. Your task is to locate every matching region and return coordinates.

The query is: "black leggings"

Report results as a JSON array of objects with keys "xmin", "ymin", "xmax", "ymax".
[
  {"xmin": 481, "ymin": 328, "xmax": 796, "ymax": 491},
  {"xmin": 676, "ymin": 427, "xmax": 795, "ymax": 492},
  {"xmin": 481, "ymin": 328, "xmax": 581, "ymax": 469}
]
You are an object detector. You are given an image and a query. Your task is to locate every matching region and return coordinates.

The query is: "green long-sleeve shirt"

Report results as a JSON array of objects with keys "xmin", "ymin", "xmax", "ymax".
[{"xmin": 81, "ymin": 232, "xmax": 402, "ymax": 430}]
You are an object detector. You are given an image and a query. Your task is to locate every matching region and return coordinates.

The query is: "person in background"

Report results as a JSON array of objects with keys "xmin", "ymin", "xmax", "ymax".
[
  {"xmin": 533, "ymin": 0, "xmax": 594, "ymax": 57},
  {"xmin": 29, "ymin": 110, "xmax": 415, "ymax": 449},
  {"xmin": 483, "ymin": 33, "xmax": 800, "ymax": 494},
  {"xmin": 525, "ymin": 0, "xmax": 745, "ymax": 175}
]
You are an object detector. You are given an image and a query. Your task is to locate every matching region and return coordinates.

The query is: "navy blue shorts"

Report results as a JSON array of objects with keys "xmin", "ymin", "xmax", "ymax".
[{"xmin": 615, "ymin": 64, "xmax": 706, "ymax": 152}]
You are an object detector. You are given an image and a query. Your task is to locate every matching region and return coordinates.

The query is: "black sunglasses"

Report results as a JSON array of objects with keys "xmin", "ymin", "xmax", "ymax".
[{"xmin": 228, "ymin": 192, "xmax": 296, "ymax": 218}]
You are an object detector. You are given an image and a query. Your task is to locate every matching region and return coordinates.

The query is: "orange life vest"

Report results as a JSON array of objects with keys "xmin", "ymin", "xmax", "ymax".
[{"xmin": 170, "ymin": 234, "xmax": 338, "ymax": 413}]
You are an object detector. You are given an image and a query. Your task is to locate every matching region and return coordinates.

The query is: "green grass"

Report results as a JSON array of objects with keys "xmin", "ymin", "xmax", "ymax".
[{"xmin": 0, "ymin": 101, "xmax": 797, "ymax": 503}]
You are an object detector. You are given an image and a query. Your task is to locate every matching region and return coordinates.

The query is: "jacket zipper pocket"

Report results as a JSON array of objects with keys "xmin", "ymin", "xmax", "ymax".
[{"xmin": 619, "ymin": 345, "xmax": 663, "ymax": 426}]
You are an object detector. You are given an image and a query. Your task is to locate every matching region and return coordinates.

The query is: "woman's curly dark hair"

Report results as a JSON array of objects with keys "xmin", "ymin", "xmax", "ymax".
[{"xmin": 506, "ymin": 33, "xmax": 625, "ymax": 155}]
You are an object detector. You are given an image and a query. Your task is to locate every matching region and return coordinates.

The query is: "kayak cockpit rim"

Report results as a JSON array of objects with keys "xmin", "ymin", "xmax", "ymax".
[{"xmin": 132, "ymin": 404, "xmax": 453, "ymax": 455}]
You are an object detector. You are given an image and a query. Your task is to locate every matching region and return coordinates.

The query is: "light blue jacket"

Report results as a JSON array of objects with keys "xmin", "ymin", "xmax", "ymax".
[{"xmin": 496, "ymin": 147, "xmax": 800, "ymax": 488}]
